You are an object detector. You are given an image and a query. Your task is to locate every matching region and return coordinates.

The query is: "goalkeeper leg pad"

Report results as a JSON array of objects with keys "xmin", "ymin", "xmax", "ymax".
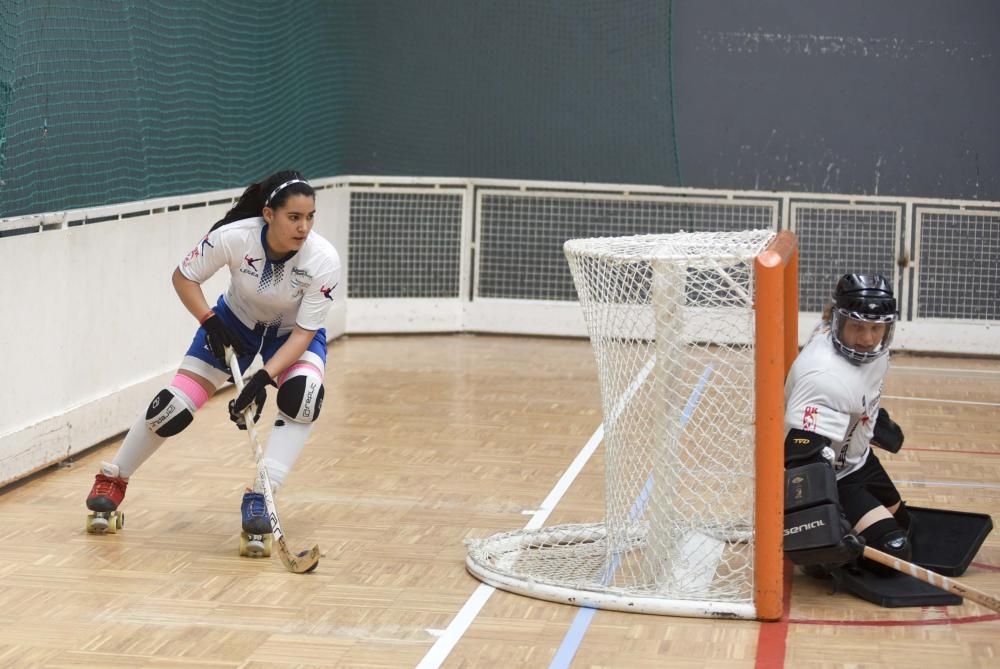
[
  {"xmin": 908, "ymin": 506, "xmax": 994, "ymax": 576},
  {"xmin": 785, "ymin": 503, "xmax": 861, "ymax": 566},
  {"xmin": 831, "ymin": 566, "xmax": 962, "ymax": 608}
]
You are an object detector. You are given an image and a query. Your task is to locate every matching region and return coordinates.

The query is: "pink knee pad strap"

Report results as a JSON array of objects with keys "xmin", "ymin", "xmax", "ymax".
[
  {"xmin": 172, "ymin": 373, "xmax": 209, "ymax": 410},
  {"xmin": 278, "ymin": 362, "xmax": 323, "ymax": 385}
]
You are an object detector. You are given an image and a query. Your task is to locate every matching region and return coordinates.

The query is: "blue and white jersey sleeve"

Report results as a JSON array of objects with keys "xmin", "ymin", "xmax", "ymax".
[
  {"xmin": 178, "ymin": 224, "xmax": 235, "ymax": 284},
  {"xmin": 295, "ymin": 236, "xmax": 341, "ymax": 331}
]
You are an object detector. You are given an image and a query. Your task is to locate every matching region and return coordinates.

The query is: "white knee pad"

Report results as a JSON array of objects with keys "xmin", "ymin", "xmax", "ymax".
[
  {"xmin": 276, "ymin": 368, "xmax": 325, "ymax": 423},
  {"xmin": 145, "ymin": 387, "xmax": 196, "ymax": 437}
]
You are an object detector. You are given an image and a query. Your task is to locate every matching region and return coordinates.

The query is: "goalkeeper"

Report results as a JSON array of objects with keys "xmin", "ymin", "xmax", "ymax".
[{"xmin": 783, "ymin": 273, "xmax": 909, "ymax": 576}]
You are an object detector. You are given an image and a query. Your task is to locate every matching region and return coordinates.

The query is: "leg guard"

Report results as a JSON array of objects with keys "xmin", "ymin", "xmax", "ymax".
[
  {"xmin": 112, "ymin": 375, "xmax": 210, "ymax": 477},
  {"xmin": 262, "ymin": 418, "xmax": 312, "ymax": 491},
  {"xmin": 860, "ymin": 517, "xmax": 911, "ymax": 576},
  {"xmin": 257, "ymin": 363, "xmax": 324, "ymax": 492},
  {"xmin": 893, "ymin": 500, "xmax": 911, "ymax": 533},
  {"xmin": 144, "ymin": 375, "xmax": 209, "ymax": 437}
]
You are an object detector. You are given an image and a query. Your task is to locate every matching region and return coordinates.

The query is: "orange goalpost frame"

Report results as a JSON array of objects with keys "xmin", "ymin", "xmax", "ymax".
[{"xmin": 753, "ymin": 230, "xmax": 799, "ymax": 621}]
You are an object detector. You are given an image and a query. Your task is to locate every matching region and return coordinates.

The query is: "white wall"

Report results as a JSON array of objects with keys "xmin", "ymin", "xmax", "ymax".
[
  {"xmin": 2, "ymin": 174, "xmax": 997, "ymax": 488},
  {"xmin": 0, "ymin": 183, "xmax": 348, "ymax": 487}
]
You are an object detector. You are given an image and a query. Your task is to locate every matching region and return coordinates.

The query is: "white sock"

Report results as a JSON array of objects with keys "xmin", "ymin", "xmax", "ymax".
[
  {"xmin": 112, "ymin": 414, "xmax": 166, "ymax": 478},
  {"xmin": 261, "ymin": 414, "xmax": 313, "ymax": 492}
]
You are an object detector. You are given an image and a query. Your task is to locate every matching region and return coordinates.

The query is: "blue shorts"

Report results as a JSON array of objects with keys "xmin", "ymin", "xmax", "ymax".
[{"xmin": 185, "ymin": 295, "xmax": 327, "ymax": 377}]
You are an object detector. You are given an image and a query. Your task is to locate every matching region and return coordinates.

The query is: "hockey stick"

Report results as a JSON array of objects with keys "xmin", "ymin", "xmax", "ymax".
[
  {"xmin": 863, "ymin": 546, "xmax": 1000, "ymax": 613},
  {"xmin": 228, "ymin": 350, "xmax": 320, "ymax": 574}
]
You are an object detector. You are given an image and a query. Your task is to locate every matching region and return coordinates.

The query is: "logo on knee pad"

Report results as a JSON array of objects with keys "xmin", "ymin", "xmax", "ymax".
[
  {"xmin": 145, "ymin": 388, "xmax": 194, "ymax": 437},
  {"xmin": 277, "ymin": 375, "xmax": 325, "ymax": 422},
  {"xmin": 886, "ymin": 535, "xmax": 907, "ymax": 551},
  {"xmin": 303, "ymin": 384, "xmax": 315, "ymax": 419}
]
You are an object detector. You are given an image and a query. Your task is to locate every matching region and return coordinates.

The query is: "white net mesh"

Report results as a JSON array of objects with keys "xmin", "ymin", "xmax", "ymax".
[{"xmin": 466, "ymin": 229, "xmax": 777, "ymax": 616}]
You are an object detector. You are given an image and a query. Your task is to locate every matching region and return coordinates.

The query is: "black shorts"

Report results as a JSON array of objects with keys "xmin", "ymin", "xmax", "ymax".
[{"xmin": 837, "ymin": 450, "xmax": 902, "ymax": 526}]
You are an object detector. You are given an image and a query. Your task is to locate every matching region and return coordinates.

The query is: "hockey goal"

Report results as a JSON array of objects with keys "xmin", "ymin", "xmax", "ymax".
[{"xmin": 466, "ymin": 229, "xmax": 798, "ymax": 620}]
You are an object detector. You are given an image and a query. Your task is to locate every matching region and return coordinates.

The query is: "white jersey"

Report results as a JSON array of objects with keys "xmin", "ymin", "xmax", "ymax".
[
  {"xmin": 784, "ymin": 327, "xmax": 889, "ymax": 478},
  {"xmin": 178, "ymin": 217, "xmax": 341, "ymax": 336}
]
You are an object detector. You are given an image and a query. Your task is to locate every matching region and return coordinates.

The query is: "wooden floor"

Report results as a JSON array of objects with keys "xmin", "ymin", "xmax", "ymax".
[{"xmin": 1, "ymin": 334, "xmax": 998, "ymax": 668}]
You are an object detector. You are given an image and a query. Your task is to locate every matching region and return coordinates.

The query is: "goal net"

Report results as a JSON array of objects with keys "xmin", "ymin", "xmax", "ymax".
[{"xmin": 466, "ymin": 229, "xmax": 798, "ymax": 619}]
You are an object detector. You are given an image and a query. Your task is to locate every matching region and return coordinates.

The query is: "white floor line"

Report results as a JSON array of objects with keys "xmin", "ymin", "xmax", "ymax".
[
  {"xmin": 892, "ymin": 365, "xmax": 1000, "ymax": 375},
  {"xmin": 896, "ymin": 479, "xmax": 1000, "ymax": 491},
  {"xmin": 415, "ymin": 425, "xmax": 605, "ymax": 669},
  {"xmin": 882, "ymin": 394, "xmax": 1000, "ymax": 407}
]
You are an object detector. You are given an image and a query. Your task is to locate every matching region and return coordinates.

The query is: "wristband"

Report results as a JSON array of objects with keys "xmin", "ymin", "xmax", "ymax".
[{"xmin": 198, "ymin": 310, "xmax": 215, "ymax": 325}]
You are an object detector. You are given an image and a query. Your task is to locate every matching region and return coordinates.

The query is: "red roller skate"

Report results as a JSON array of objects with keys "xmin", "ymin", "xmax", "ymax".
[{"xmin": 85, "ymin": 462, "xmax": 127, "ymax": 534}]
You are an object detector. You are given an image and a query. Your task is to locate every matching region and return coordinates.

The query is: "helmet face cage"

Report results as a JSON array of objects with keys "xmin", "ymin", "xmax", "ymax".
[
  {"xmin": 829, "ymin": 273, "xmax": 897, "ymax": 364},
  {"xmin": 831, "ymin": 308, "xmax": 896, "ymax": 363}
]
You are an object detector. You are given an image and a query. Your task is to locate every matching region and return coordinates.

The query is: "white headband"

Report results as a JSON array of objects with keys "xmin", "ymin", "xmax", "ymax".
[{"xmin": 265, "ymin": 178, "xmax": 310, "ymax": 207}]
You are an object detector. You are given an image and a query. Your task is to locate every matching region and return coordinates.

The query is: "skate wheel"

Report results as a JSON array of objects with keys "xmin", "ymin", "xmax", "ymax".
[
  {"xmin": 85, "ymin": 513, "xmax": 109, "ymax": 534},
  {"xmin": 240, "ymin": 532, "xmax": 270, "ymax": 558},
  {"xmin": 262, "ymin": 534, "xmax": 272, "ymax": 558},
  {"xmin": 116, "ymin": 512, "xmax": 125, "ymax": 530},
  {"xmin": 105, "ymin": 512, "xmax": 119, "ymax": 534}
]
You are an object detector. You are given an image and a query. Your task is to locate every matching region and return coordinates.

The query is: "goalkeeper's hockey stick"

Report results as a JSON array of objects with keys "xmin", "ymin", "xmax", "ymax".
[
  {"xmin": 229, "ymin": 350, "xmax": 320, "ymax": 574},
  {"xmin": 863, "ymin": 546, "xmax": 1000, "ymax": 613}
]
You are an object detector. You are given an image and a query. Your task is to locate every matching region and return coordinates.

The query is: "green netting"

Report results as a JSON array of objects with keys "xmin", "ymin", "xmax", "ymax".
[
  {"xmin": 0, "ymin": 0, "xmax": 360, "ymax": 218},
  {"xmin": 343, "ymin": 0, "xmax": 680, "ymax": 186},
  {"xmin": 1, "ymin": 1, "xmax": 680, "ymax": 219}
]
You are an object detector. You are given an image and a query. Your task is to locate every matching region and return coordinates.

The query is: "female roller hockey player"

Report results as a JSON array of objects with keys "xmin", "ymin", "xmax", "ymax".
[
  {"xmin": 85, "ymin": 170, "xmax": 341, "ymax": 553},
  {"xmin": 782, "ymin": 274, "xmax": 910, "ymax": 577}
]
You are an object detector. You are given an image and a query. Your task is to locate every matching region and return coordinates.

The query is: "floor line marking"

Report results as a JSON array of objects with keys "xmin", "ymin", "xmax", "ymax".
[
  {"xmin": 548, "ymin": 365, "xmax": 714, "ymax": 669},
  {"xmin": 416, "ymin": 426, "xmax": 606, "ymax": 669},
  {"xmin": 892, "ymin": 365, "xmax": 1000, "ymax": 376},
  {"xmin": 882, "ymin": 395, "xmax": 1000, "ymax": 407}
]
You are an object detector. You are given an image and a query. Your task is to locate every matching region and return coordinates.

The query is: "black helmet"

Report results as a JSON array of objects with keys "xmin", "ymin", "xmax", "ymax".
[{"xmin": 830, "ymin": 273, "xmax": 897, "ymax": 363}]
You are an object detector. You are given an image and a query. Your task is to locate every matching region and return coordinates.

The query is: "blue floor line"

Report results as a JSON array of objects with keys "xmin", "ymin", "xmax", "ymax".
[{"xmin": 547, "ymin": 365, "xmax": 713, "ymax": 669}]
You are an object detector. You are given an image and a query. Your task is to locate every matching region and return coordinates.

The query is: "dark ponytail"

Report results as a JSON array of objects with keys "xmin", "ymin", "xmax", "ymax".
[{"xmin": 210, "ymin": 170, "xmax": 315, "ymax": 232}]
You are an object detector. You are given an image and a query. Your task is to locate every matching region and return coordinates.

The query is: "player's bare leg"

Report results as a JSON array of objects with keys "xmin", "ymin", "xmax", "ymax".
[{"xmin": 85, "ymin": 462, "xmax": 127, "ymax": 533}]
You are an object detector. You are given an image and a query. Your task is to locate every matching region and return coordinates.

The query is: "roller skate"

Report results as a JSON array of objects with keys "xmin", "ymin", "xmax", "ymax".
[
  {"xmin": 239, "ymin": 490, "xmax": 272, "ymax": 557},
  {"xmin": 85, "ymin": 462, "xmax": 127, "ymax": 534}
]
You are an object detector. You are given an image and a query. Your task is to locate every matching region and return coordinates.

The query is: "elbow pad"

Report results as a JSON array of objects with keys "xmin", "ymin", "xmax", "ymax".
[{"xmin": 784, "ymin": 428, "xmax": 835, "ymax": 468}]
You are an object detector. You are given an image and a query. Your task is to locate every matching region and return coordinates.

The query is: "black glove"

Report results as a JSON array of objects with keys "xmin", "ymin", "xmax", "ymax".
[
  {"xmin": 201, "ymin": 312, "xmax": 249, "ymax": 365},
  {"xmin": 871, "ymin": 408, "xmax": 904, "ymax": 453},
  {"xmin": 229, "ymin": 369, "xmax": 275, "ymax": 429}
]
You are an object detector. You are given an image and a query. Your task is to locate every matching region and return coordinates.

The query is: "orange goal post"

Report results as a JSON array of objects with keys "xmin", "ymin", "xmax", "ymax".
[{"xmin": 466, "ymin": 229, "xmax": 798, "ymax": 620}]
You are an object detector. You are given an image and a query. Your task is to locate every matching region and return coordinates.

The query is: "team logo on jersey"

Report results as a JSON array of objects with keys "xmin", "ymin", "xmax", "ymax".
[
  {"xmin": 240, "ymin": 255, "xmax": 262, "ymax": 278},
  {"xmin": 182, "ymin": 235, "xmax": 213, "ymax": 267},
  {"xmin": 289, "ymin": 267, "xmax": 313, "ymax": 299},
  {"xmin": 290, "ymin": 266, "xmax": 313, "ymax": 288},
  {"xmin": 802, "ymin": 405, "xmax": 819, "ymax": 430},
  {"xmin": 860, "ymin": 393, "xmax": 879, "ymax": 427},
  {"xmin": 320, "ymin": 284, "xmax": 337, "ymax": 300}
]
